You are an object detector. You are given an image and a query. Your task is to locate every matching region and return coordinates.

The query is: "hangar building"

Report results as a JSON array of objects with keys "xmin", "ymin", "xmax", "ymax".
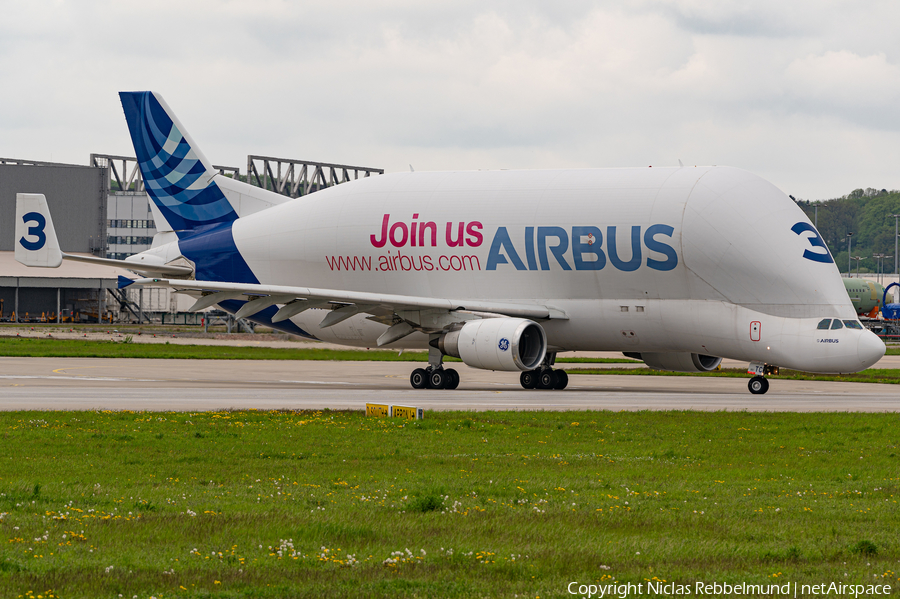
[{"xmin": 0, "ymin": 155, "xmax": 382, "ymax": 323}]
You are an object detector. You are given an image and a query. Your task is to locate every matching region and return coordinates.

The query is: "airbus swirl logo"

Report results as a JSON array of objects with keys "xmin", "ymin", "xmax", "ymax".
[{"xmin": 498, "ymin": 338, "xmax": 510, "ymax": 351}]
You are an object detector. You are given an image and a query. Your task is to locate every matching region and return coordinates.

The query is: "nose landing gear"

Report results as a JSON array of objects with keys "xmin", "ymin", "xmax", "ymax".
[
  {"xmin": 748, "ymin": 376, "xmax": 769, "ymax": 394},
  {"xmin": 747, "ymin": 362, "xmax": 778, "ymax": 395}
]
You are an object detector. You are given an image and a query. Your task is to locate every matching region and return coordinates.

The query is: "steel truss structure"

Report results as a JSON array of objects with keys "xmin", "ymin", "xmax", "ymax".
[
  {"xmin": 89, "ymin": 154, "xmax": 381, "ymax": 199},
  {"xmin": 90, "ymin": 154, "xmax": 145, "ymax": 192},
  {"xmin": 90, "ymin": 154, "xmax": 241, "ymax": 193},
  {"xmin": 0, "ymin": 157, "xmax": 74, "ymax": 167},
  {"xmin": 246, "ymin": 155, "xmax": 383, "ymax": 198}
]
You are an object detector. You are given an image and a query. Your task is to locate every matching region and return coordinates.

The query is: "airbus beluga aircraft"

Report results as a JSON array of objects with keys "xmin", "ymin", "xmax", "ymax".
[{"xmin": 14, "ymin": 91, "xmax": 885, "ymax": 394}]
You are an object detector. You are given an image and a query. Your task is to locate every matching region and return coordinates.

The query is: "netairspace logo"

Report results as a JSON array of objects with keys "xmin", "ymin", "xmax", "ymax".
[{"xmin": 566, "ymin": 580, "xmax": 893, "ymax": 598}]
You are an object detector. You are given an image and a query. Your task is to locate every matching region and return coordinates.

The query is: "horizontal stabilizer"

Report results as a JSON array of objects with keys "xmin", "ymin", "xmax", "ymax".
[{"xmin": 62, "ymin": 253, "xmax": 193, "ymax": 276}]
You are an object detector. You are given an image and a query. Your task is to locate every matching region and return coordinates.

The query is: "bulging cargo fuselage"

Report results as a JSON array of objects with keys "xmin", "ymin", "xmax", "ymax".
[
  {"xmin": 139, "ymin": 165, "xmax": 883, "ymax": 374},
  {"xmin": 16, "ymin": 91, "xmax": 884, "ymax": 394}
]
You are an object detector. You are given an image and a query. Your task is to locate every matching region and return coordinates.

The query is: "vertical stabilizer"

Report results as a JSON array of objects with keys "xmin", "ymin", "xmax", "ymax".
[
  {"xmin": 15, "ymin": 193, "xmax": 63, "ymax": 267},
  {"xmin": 119, "ymin": 91, "xmax": 238, "ymax": 231}
]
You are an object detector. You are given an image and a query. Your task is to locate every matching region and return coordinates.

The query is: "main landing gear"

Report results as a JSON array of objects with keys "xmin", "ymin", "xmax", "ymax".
[
  {"xmin": 409, "ymin": 341, "xmax": 460, "ymax": 390},
  {"xmin": 519, "ymin": 352, "xmax": 568, "ymax": 390},
  {"xmin": 520, "ymin": 369, "xmax": 568, "ymax": 390},
  {"xmin": 410, "ymin": 366, "xmax": 460, "ymax": 390}
]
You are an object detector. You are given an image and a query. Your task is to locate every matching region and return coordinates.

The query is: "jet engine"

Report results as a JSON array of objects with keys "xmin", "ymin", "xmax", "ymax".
[
  {"xmin": 434, "ymin": 318, "xmax": 547, "ymax": 371},
  {"xmin": 627, "ymin": 352, "xmax": 723, "ymax": 373}
]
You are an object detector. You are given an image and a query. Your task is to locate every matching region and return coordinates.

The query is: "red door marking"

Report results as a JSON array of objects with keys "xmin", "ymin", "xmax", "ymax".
[{"xmin": 750, "ymin": 321, "xmax": 761, "ymax": 342}]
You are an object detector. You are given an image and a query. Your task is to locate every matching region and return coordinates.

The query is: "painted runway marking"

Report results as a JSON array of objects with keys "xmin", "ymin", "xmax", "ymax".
[
  {"xmin": 0, "ymin": 375, "xmax": 160, "ymax": 382},
  {"xmin": 276, "ymin": 380, "xmax": 363, "ymax": 385}
]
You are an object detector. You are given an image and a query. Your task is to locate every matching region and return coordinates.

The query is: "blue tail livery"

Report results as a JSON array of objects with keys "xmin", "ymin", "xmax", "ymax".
[{"xmin": 119, "ymin": 91, "xmax": 238, "ymax": 231}]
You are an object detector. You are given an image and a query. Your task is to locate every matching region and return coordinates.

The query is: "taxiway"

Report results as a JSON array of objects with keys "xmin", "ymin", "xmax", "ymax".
[{"xmin": 0, "ymin": 357, "xmax": 896, "ymax": 412}]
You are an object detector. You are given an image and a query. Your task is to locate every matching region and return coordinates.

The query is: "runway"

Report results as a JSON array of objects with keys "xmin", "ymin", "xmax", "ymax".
[{"xmin": 1, "ymin": 357, "xmax": 897, "ymax": 412}]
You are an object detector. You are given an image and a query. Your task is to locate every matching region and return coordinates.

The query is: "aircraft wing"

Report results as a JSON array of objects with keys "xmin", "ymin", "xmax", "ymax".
[{"xmin": 128, "ymin": 277, "xmax": 568, "ymax": 338}]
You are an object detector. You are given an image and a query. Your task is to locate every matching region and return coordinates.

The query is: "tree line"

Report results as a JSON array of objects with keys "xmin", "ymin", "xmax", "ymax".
[{"xmin": 794, "ymin": 188, "xmax": 900, "ymax": 275}]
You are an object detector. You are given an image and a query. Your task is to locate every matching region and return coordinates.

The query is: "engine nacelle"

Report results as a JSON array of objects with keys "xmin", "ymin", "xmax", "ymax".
[
  {"xmin": 635, "ymin": 352, "xmax": 723, "ymax": 373},
  {"xmin": 435, "ymin": 318, "xmax": 547, "ymax": 371}
]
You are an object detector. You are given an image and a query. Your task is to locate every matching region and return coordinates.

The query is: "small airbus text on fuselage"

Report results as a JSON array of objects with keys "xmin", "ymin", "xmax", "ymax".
[{"xmin": 13, "ymin": 92, "xmax": 885, "ymax": 395}]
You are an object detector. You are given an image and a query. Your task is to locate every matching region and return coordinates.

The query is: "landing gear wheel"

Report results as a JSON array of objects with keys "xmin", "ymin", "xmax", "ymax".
[
  {"xmin": 554, "ymin": 369, "xmax": 568, "ymax": 390},
  {"xmin": 748, "ymin": 376, "xmax": 769, "ymax": 395},
  {"xmin": 520, "ymin": 370, "xmax": 538, "ymax": 389},
  {"xmin": 538, "ymin": 369, "xmax": 558, "ymax": 390},
  {"xmin": 443, "ymin": 368, "xmax": 460, "ymax": 390},
  {"xmin": 428, "ymin": 368, "xmax": 447, "ymax": 389},
  {"xmin": 410, "ymin": 368, "xmax": 427, "ymax": 390}
]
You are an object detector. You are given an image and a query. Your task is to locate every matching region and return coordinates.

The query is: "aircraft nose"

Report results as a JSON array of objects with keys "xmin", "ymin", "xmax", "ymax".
[{"xmin": 857, "ymin": 329, "xmax": 885, "ymax": 369}]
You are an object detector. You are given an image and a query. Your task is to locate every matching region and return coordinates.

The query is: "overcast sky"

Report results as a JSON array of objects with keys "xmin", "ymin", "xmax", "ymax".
[{"xmin": 1, "ymin": 0, "xmax": 898, "ymax": 199}]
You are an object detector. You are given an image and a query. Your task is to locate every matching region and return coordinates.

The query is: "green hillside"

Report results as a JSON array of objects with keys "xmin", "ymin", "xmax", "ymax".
[{"xmin": 794, "ymin": 188, "xmax": 900, "ymax": 275}]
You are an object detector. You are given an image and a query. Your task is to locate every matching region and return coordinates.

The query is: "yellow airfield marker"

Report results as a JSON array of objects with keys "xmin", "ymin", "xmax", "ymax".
[
  {"xmin": 366, "ymin": 403, "xmax": 423, "ymax": 420},
  {"xmin": 391, "ymin": 405, "xmax": 424, "ymax": 420},
  {"xmin": 366, "ymin": 403, "xmax": 390, "ymax": 417}
]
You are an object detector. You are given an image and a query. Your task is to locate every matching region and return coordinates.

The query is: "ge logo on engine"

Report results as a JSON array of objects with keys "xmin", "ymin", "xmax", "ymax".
[{"xmin": 498, "ymin": 338, "xmax": 510, "ymax": 351}]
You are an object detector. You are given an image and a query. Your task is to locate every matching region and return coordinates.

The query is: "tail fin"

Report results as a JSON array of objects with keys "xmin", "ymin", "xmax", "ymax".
[
  {"xmin": 15, "ymin": 193, "xmax": 63, "ymax": 267},
  {"xmin": 119, "ymin": 91, "xmax": 238, "ymax": 231}
]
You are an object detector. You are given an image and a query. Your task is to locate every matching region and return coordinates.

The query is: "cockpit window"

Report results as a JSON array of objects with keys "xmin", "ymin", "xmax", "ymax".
[
  {"xmin": 817, "ymin": 319, "xmax": 832, "ymax": 330},
  {"xmin": 843, "ymin": 320, "xmax": 863, "ymax": 330},
  {"xmin": 830, "ymin": 319, "xmax": 844, "ymax": 330}
]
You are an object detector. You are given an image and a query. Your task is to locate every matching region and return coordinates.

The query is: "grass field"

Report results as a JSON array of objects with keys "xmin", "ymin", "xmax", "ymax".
[
  {"xmin": 1, "ymin": 409, "xmax": 898, "ymax": 598},
  {"xmin": 0, "ymin": 337, "xmax": 636, "ymax": 364}
]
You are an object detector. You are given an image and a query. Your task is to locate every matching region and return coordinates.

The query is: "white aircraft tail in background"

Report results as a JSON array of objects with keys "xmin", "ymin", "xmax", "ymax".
[
  {"xmin": 14, "ymin": 192, "xmax": 193, "ymax": 277},
  {"xmin": 15, "ymin": 193, "xmax": 63, "ymax": 268}
]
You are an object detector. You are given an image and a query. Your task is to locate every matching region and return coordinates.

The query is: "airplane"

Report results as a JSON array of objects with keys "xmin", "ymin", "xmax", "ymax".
[
  {"xmin": 843, "ymin": 277, "xmax": 884, "ymax": 318},
  {"xmin": 14, "ymin": 91, "xmax": 885, "ymax": 395}
]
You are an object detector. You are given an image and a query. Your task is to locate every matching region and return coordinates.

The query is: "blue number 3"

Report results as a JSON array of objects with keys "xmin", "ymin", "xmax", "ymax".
[
  {"xmin": 791, "ymin": 222, "xmax": 833, "ymax": 264},
  {"xmin": 20, "ymin": 212, "xmax": 47, "ymax": 250}
]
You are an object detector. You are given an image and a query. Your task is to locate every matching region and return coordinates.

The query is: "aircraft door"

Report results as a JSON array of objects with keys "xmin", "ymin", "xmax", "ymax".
[
  {"xmin": 750, "ymin": 321, "xmax": 761, "ymax": 342},
  {"xmin": 868, "ymin": 282, "xmax": 878, "ymax": 302}
]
